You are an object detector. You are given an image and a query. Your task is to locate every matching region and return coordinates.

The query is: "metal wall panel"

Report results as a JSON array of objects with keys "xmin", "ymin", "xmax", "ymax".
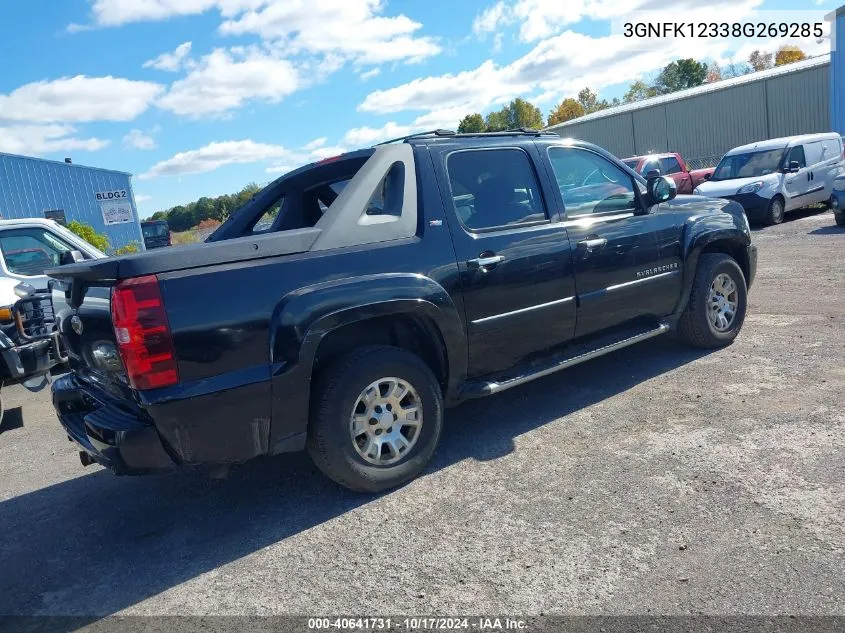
[
  {"xmin": 767, "ymin": 65, "xmax": 830, "ymax": 137},
  {"xmin": 632, "ymin": 106, "xmax": 668, "ymax": 156},
  {"xmin": 0, "ymin": 154, "xmax": 144, "ymax": 252},
  {"xmin": 559, "ymin": 114, "xmax": 636, "ymax": 159},
  {"xmin": 667, "ymin": 81, "xmax": 768, "ymax": 161},
  {"xmin": 552, "ymin": 57, "xmax": 835, "ymax": 165},
  {"xmin": 832, "ymin": 11, "xmax": 845, "ymax": 135}
]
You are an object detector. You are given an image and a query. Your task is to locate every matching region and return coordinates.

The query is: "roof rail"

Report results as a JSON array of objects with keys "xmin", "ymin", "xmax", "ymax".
[
  {"xmin": 375, "ymin": 129, "xmax": 456, "ymax": 145},
  {"xmin": 446, "ymin": 128, "xmax": 557, "ymax": 139}
]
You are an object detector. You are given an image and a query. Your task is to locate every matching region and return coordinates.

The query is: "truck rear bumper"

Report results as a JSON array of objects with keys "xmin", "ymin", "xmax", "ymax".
[{"xmin": 52, "ymin": 374, "xmax": 176, "ymax": 474}]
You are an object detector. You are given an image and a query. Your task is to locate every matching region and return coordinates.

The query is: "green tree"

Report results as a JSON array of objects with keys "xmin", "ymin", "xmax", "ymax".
[
  {"xmin": 748, "ymin": 50, "xmax": 774, "ymax": 72},
  {"xmin": 775, "ymin": 45, "xmax": 806, "ymax": 66},
  {"xmin": 654, "ymin": 58, "xmax": 708, "ymax": 94},
  {"xmin": 484, "ymin": 109, "xmax": 509, "ymax": 132},
  {"xmin": 623, "ymin": 80, "xmax": 658, "ymax": 103},
  {"xmin": 547, "ymin": 98, "xmax": 585, "ymax": 126},
  {"xmin": 113, "ymin": 241, "xmax": 141, "ymax": 255},
  {"xmin": 577, "ymin": 87, "xmax": 599, "ymax": 113},
  {"xmin": 66, "ymin": 221, "xmax": 109, "ymax": 252},
  {"xmin": 505, "ymin": 98, "xmax": 544, "ymax": 129},
  {"xmin": 457, "ymin": 113, "xmax": 486, "ymax": 133}
]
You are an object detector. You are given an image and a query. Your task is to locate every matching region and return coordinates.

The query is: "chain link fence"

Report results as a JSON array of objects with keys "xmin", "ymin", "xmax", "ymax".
[{"xmin": 685, "ymin": 155, "xmax": 723, "ymax": 170}]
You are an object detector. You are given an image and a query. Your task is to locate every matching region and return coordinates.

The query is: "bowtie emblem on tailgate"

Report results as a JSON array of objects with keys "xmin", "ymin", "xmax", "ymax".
[{"xmin": 70, "ymin": 315, "xmax": 83, "ymax": 335}]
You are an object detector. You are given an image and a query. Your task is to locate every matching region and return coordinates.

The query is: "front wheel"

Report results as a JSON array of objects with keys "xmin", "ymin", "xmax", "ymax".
[
  {"xmin": 678, "ymin": 254, "xmax": 748, "ymax": 349},
  {"xmin": 307, "ymin": 345, "xmax": 443, "ymax": 493},
  {"xmin": 765, "ymin": 196, "xmax": 785, "ymax": 225},
  {"xmin": 835, "ymin": 213, "xmax": 845, "ymax": 228}
]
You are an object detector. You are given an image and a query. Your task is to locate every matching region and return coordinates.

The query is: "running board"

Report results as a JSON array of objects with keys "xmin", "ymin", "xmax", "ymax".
[{"xmin": 461, "ymin": 322, "xmax": 671, "ymax": 399}]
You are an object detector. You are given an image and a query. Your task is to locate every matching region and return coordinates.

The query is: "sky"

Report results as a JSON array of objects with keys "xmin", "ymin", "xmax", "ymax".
[{"xmin": 0, "ymin": 0, "xmax": 837, "ymax": 218}]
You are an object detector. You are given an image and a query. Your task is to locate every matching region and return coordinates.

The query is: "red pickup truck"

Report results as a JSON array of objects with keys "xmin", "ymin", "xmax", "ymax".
[{"xmin": 622, "ymin": 153, "xmax": 714, "ymax": 195}]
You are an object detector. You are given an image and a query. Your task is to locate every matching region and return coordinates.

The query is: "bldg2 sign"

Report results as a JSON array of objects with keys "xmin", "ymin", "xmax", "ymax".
[{"xmin": 95, "ymin": 190, "xmax": 134, "ymax": 225}]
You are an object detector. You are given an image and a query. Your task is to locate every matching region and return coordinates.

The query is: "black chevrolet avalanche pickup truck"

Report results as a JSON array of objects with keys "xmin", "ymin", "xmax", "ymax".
[{"xmin": 48, "ymin": 130, "xmax": 757, "ymax": 492}]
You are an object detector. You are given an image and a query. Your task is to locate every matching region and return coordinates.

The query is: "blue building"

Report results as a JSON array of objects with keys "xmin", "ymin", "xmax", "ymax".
[
  {"xmin": 831, "ymin": 5, "xmax": 845, "ymax": 135},
  {"xmin": 0, "ymin": 152, "xmax": 144, "ymax": 253}
]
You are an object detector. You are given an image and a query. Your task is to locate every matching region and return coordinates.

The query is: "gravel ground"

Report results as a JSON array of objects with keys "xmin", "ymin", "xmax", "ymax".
[{"xmin": 0, "ymin": 209, "xmax": 843, "ymax": 620}]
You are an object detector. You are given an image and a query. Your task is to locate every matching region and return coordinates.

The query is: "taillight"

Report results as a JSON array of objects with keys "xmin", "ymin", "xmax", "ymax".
[{"xmin": 110, "ymin": 275, "xmax": 179, "ymax": 390}]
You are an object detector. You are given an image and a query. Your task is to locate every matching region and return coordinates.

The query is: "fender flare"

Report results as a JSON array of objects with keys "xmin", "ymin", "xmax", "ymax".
[
  {"xmin": 270, "ymin": 272, "xmax": 466, "ymax": 397},
  {"xmin": 675, "ymin": 209, "xmax": 751, "ymax": 314}
]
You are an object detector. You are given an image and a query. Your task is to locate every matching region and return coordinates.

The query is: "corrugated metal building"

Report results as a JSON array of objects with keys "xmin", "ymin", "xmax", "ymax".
[
  {"xmin": 546, "ymin": 56, "xmax": 831, "ymax": 167},
  {"xmin": 0, "ymin": 153, "xmax": 144, "ymax": 252},
  {"xmin": 831, "ymin": 6, "xmax": 845, "ymax": 135}
]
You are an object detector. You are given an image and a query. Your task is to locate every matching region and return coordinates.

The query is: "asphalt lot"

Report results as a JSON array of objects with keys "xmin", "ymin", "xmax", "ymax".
[{"xmin": 0, "ymin": 209, "xmax": 843, "ymax": 619}]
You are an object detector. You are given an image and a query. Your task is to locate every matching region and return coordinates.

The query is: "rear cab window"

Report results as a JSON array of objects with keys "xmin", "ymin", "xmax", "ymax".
[{"xmin": 445, "ymin": 148, "xmax": 547, "ymax": 231}]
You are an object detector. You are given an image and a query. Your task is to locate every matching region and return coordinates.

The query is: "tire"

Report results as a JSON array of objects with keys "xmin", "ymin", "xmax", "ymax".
[
  {"xmin": 764, "ymin": 196, "xmax": 785, "ymax": 226},
  {"xmin": 307, "ymin": 345, "xmax": 443, "ymax": 493},
  {"xmin": 835, "ymin": 213, "xmax": 845, "ymax": 228},
  {"xmin": 678, "ymin": 253, "xmax": 748, "ymax": 349}
]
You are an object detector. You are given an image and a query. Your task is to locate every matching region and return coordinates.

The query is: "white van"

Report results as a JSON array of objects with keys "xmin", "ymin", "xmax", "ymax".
[{"xmin": 694, "ymin": 133, "xmax": 845, "ymax": 225}]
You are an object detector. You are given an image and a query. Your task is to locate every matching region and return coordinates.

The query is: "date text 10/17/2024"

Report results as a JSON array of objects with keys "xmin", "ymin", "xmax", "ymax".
[{"xmin": 307, "ymin": 617, "xmax": 528, "ymax": 630}]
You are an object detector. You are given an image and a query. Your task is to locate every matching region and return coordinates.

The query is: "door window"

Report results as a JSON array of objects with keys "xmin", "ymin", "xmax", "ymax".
[
  {"xmin": 0, "ymin": 228, "xmax": 76, "ymax": 276},
  {"xmin": 660, "ymin": 156, "xmax": 683, "ymax": 174},
  {"xmin": 446, "ymin": 149, "xmax": 547, "ymax": 231},
  {"xmin": 786, "ymin": 145, "xmax": 806, "ymax": 169},
  {"xmin": 548, "ymin": 147, "xmax": 638, "ymax": 217}
]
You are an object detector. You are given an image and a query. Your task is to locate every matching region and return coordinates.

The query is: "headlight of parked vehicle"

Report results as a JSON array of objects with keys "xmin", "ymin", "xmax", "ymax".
[
  {"xmin": 736, "ymin": 181, "xmax": 764, "ymax": 195},
  {"xmin": 833, "ymin": 178, "xmax": 845, "ymax": 192}
]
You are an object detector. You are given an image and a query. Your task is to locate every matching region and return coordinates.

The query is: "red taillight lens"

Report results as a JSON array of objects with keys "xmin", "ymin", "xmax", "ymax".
[{"xmin": 110, "ymin": 275, "xmax": 179, "ymax": 390}]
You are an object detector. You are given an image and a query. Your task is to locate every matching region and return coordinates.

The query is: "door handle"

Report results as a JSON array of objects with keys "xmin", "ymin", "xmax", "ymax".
[
  {"xmin": 578, "ymin": 238, "xmax": 607, "ymax": 250},
  {"xmin": 467, "ymin": 254, "xmax": 505, "ymax": 270}
]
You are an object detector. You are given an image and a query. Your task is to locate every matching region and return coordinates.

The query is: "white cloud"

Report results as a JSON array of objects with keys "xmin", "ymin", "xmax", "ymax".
[
  {"xmin": 140, "ymin": 139, "xmax": 299, "ymax": 179},
  {"xmin": 0, "ymin": 124, "xmax": 109, "ymax": 155},
  {"xmin": 135, "ymin": 194, "xmax": 153, "ymax": 203},
  {"xmin": 359, "ymin": 67, "xmax": 381, "ymax": 81},
  {"xmin": 0, "ymin": 76, "xmax": 164, "ymax": 123},
  {"xmin": 84, "ymin": 0, "xmax": 262, "ymax": 27},
  {"xmin": 156, "ymin": 48, "xmax": 299, "ymax": 117},
  {"xmin": 218, "ymin": 0, "xmax": 441, "ymax": 65},
  {"xmin": 473, "ymin": 1, "xmax": 510, "ymax": 36},
  {"xmin": 82, "ymin": 0, "xmax": 440, "ymax": 65},
  {"xmin": 143, "ymin": 41, "xmax": 193, "ymax": 72},
  {"xmin": 123, "ymin": 128, "xmax": 158, "ymax": 150},
  {"xmin": 302, "ymin": 137, "xmax": 327, "ymax": 150}
]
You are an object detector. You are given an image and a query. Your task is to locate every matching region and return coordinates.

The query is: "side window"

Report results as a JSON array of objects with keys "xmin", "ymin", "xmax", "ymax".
[
  {"xmin": 819, "ymin": 139, "xmax": 841, "ymax": 162},
  {"xmin": 803, "ymin": 142, "xmax": 823, "ymax": 167},
  {"xmin": 787, "ymin": 145, "xmax": 806, "ymax": 168},
  {"xmin": 548, "ymin": 147, "xmax": 638, "ymax": 217},
  {"xmin": 446, "ymin": 149, "xmax": 547, "ymax": 231},
  {"xmin": 0, "ymin": 228, "xmax": 74, "ymax": 276},
  {"xmin": 364, "ymin": 162, "xmax": 404, "ymax": 218},
  {"xmin": 660, "ymin": 156, "xmax": 682, "ymax": 174},
  {"xmin": 250, "ymin": 197, "xmax": 285, "ymax": 233}
]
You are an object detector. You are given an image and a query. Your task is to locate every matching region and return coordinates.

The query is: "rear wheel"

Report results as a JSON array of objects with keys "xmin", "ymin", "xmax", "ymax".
[
  {"xmin": 835, "ymin": 213, "xmax": 845, "ymax": 227},
  {"xmin": 765, "ymin": 196, "xmax": 785, "ymax": 225},
  {"xmin": 307, "ymin": 345, "xmax": 443, "ymax": 493},
  {"xmin": 678, "ymin": 254, "xmax": 748, "ymax": 349}
]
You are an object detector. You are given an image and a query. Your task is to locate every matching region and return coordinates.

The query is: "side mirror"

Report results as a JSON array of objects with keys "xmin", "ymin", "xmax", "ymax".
[
  {"xmin": 704, "ymin": 172, "xmax": 712, "ymax": 180},
  {"xmin": 645, "ymin": 175, "xmax": 677, "ymax": 208},
  {"xmin": 787, "ymin": 160, "xmax": 801, "ymax": 173},
  {"xmin": 645, "ymin": 169, "xmax": 662, "ymax": 180},
  {"xmin": 59, "ymin": 250, "xmax": 85, "ymax": 266}
]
